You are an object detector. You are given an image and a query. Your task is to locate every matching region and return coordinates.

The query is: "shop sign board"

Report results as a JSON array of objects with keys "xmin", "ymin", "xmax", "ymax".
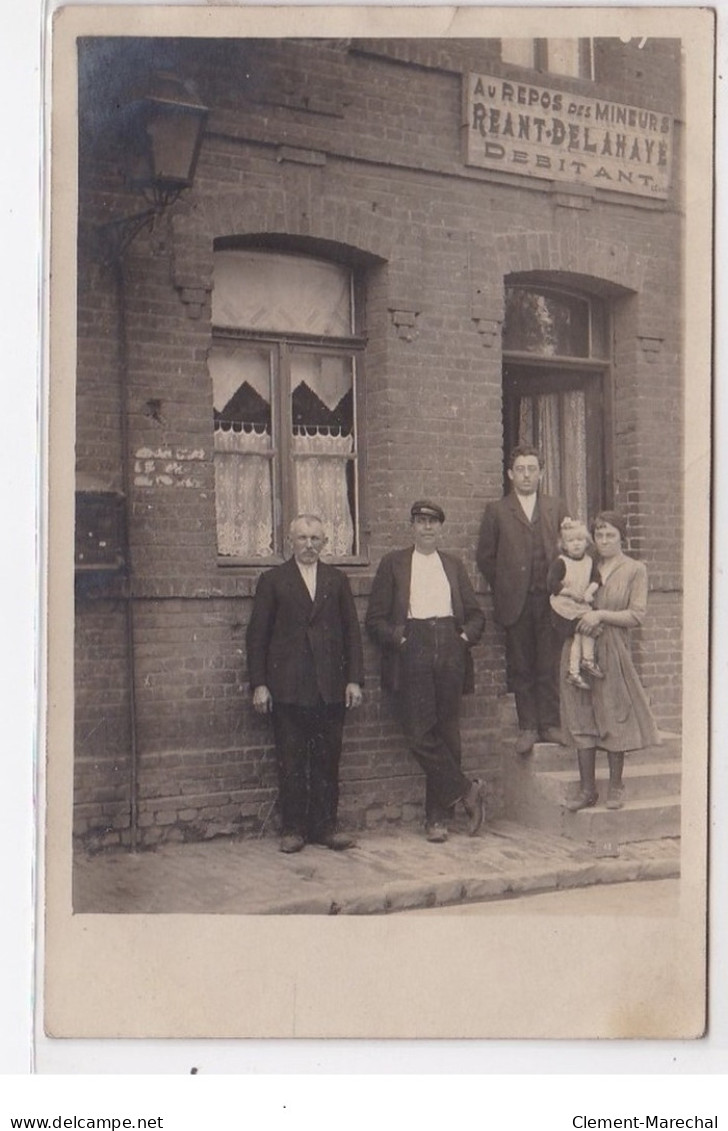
[{"xmin": 464, "ymin": 73, "xmax": 673, "ymax": 199}]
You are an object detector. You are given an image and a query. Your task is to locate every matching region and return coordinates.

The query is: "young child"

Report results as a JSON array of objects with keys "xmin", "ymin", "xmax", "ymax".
[{"xmin": 548, "ymin": 519, "xmax": 604, "ymax": 690}]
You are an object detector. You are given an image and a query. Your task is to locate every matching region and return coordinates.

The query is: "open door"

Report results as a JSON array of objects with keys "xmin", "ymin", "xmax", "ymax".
[
  {"xmin": 503, "ymin": 363, "xmax": 605, "ymax": 520},
  {"xmin": 502, "ymin": 283, "xmax": 611, "ymax": 520}
]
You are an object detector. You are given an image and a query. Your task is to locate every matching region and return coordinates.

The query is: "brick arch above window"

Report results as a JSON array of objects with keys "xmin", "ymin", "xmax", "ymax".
[
  {"xmin": 215, "ymin": 231, "xmax": 387, "ymax": 270},
  {"xmin": 168, "ymin": 206, "xmax": 390, "ymax": 318},
  {"xmin": 171, "ymin": 192, "xmax": 397, "ymax": 270},
  {"xmin": 506, "ymin": 269, "xmax": 636, "ymax": 299},
  {"xmin": 468, "ymin": 229, "xmax": 646, "ymax": 325}
]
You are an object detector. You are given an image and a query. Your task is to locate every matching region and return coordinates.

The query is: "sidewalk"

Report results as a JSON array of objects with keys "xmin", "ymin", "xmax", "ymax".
[{"xmin": 73, "ymin": 819, "xmax": 680, "ymax": 915}]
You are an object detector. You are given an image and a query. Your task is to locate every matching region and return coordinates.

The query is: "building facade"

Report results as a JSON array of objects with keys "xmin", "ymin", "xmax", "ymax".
[{"xmin": 74, "ymin": 36, "xmax": 683, "ymax": 848}]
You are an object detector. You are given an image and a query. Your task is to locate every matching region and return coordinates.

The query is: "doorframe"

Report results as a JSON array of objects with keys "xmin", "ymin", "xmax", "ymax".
[{"xmin": 502, "ymin": 355, "xmax": 615, "ymax": 517}]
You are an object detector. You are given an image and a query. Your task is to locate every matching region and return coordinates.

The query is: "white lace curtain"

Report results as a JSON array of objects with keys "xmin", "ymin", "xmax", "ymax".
[
  {"xmin": 214, "ymin": 425, "xmax": 274, "ymax": 557},
  {"xmin": 292, "ymin": 428, "xmax": 355, "ymax": 556},
  {"xmin": 214, "ymin": 425, "xmax": 355, "ymax": 557}
]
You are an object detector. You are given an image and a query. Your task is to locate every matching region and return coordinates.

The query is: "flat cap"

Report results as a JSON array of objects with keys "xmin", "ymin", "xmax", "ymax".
[{"xmin": 410, "ymin": 499, "xmax": 445, "ymax": 523}]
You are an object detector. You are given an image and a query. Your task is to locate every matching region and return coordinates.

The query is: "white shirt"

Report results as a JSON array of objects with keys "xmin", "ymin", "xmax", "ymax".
[
  {"xmin": 408, "ymin": 550, "xmax": 453, "ymax": 619},
  {"xmin": 516, "ymin": 491, "xmax": 537, "ymax": 522},
  {"xmin": 295, "ymin": 560, "xmax": 318, "ymax": 601}
]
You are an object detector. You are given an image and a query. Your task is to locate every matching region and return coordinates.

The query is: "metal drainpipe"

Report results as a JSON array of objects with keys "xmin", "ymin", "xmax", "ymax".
[{"xmin": 112, "ymin": 253, "xmax": 141, "ymax": 851}]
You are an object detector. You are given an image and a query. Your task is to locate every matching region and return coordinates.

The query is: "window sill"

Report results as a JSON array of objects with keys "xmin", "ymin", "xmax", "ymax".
[{"xmin": 216, "ymin": 554, "xmax": 371, "ymax": 569}]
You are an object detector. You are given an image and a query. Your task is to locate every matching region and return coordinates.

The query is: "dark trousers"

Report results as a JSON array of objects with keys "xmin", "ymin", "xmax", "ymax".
[
  {"xmin": 271, "ymin": 700, "xmax": 346, "ymax": 840},
  {"xmin": 505, "ymin": 592, "xmax": 561, "ymax": 732},
  {"xmin": 398, "ymin": 617, "xmax": 471, "ymax": 824}
]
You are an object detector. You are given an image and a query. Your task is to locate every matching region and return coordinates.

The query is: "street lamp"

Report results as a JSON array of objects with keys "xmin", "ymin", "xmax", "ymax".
[{"xmin": 98, "ymin": 71, "xmax": 208, "ymax": 258}]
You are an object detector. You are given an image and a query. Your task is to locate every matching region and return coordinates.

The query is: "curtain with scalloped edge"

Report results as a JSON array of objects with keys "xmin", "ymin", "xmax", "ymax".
[
  {"xmin": 292, "ymin": 429, "xmax": 355, "ymax": 556},
  {"xmin": 214, "ymin": 426, "xmax": 274, "ymax": 557}
]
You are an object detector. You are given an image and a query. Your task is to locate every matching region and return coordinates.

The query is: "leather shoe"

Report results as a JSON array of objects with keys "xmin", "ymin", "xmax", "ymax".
[
  {"xmin": 425, "ymin": 823, "xmax": 448, "ymax": 843},
  {"xmin": 564, "ymin": 790, "xmax": 598, "ymax": 812},
  {"xmin": 605, "ymin": 785, "xmax": 625, "ymax": 810},
  {"xmin": 540, "ymin": 726, "xmax": 567, "ymax": 746},
  {"xmin": 515, "ymin": 729, "xmax": 539, "ymax": 756},
  {"xmin": 314, "ymin": 832, "xmax": 356, "ymax": 850},
  {"xmin": 280, "ymin": 833, "xmax": 305, "ymax": 853},
  {"xmin": 566, "ymin": 671, "xmax": 591, "ymax": 690},
  {"xmin": 462, "ymin": 779, "xmax": 486, "ymax": 836}
]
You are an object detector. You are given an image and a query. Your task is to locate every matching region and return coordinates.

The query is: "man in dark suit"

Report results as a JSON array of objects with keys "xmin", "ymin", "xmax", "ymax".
[
  {"xmin": 476, "ymin": 445, "xmax": 569, "ymax": 755},
  {"xmin": 366, "ymin": 500, "xmax": 486, "ymax": 843},
  {"xmin": 246, "ymin": 514, "xmax": 364, "ymax": 853}
]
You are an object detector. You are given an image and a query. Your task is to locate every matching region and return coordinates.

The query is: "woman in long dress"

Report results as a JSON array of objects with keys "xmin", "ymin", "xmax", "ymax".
[{"xmin": 560, "ymin": 511, "xmax": 660, "ymax": 811}]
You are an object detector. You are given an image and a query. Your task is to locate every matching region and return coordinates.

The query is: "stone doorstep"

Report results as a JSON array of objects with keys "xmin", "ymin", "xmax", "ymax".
[
  {"xmin": 506, "ymin": 785, "xmax": 682, "ymax": 843},
  {"xmin": 524, "ymin": 737, "xmax": 681, "ymax": 773},
  {"xmin": 566, "ymin": 797, "xmax": 681, "ymax": 842},
  {"xmin": 537, "ymin": 762, "xmax": 682, "ymax": 803},
  {"xmin": 505, "ymin": 733, "xmax": 683, "ymax": 846}
]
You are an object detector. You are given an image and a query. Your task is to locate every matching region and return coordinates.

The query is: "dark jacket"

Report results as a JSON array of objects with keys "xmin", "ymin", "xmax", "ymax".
[
  {"xmin": 246, "ymin": 557, "xmax": 364, "ymax": 705},
  {"xmin": 365, "ymin": 547, "xmax": 485, "ymax": 694},
  {"xmin": 476, "ymin": 492, "xmax": 569, "ymax": 627}
]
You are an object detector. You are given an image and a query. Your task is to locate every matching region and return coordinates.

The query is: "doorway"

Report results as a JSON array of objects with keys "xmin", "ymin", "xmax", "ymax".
[
  {"xmin": 502, "ymin": 283, "xmax": 611, "ymax": 520},
  {"xmin": 503, "ymin": 364, "xmax": 605, "ymax": 520}
]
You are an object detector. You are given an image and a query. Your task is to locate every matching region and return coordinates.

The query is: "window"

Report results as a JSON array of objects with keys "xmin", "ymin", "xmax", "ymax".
[
  {"xmin": 209, "ymin": 249, "xmax": 365, "ymax": 563},
  {"xmin": 502, "ymin": 284, "xmax": 610, "ymax": 520},
  {"xmin": 501, "ymin": 38, "xmax": 594, "ymax": 80},
  {"xmin": 502, "ymin": 288, "xmax": 609, "ymax": 359}
]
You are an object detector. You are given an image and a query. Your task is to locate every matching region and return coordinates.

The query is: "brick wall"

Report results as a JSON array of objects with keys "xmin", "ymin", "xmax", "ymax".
[
  {"xmin": 73, "ymin": 599, "xmax": 132, "ymax": 845},
  {"xmin": 631, "ymin": 591, "xmax": 682, "ymax": 733},
  {"xmin": 74, "ymin": 36, "xmax": 684, "ymax": 846}
]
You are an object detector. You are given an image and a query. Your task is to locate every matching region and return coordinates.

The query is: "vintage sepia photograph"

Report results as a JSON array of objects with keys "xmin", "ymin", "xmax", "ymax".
[{"xmin": 44, "ymin": 5, "xmax": 713, "ymax": 1040}]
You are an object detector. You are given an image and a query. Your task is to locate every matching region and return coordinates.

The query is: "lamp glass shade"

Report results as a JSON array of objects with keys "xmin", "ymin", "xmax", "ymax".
[
  {"xmin": 145, "ymin": 104, "xmax": 207, "ymax": 190},
  {"xmin": 124, "ymin": 74, "xmax": 208, "ymax": 196}
]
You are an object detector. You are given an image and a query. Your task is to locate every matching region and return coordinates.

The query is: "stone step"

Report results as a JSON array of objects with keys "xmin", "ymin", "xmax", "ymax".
[
  {"xmin": 504, "ymin": 751, "xmax": 681, "ymax": 841},
  {"xmin": 522, "ymin": 743, "xmax": 578, "ymax": 772},
  {"xmin": 502, "ymin": 726, "xmax": 681, "ymax": 845},
  {"xmin": 504, "ymin": 782, "xmax": 681, "ymax": 843},
  {"xmin": 543, "ymin": 762, "xmax": 681, "ymax": 804},
  {"xmin": 524, "ymin": 736, "xmax": 681, "ymax": 772},
  {"xmin": 564, "ymin": 796, "xmax": 681, "ymax": 844}
]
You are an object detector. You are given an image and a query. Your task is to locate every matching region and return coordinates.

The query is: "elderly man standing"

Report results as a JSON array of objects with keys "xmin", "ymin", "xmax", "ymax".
[
  {"xmin": 476, "ymin": 445, "xmax": 569, "ymax": 756},
  {"xmin": 246, "ymin": 514, "xmax": 364, "ymax": 853},
  {"xmin": 366, "ymin": 500, "xmax": 486, "ymax": 843}
]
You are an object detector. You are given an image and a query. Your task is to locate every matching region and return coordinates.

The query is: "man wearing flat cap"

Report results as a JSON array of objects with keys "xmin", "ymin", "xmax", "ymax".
[{"xmin": 366, "ymin": 501, "xmax": 486, "ymax": 842}]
